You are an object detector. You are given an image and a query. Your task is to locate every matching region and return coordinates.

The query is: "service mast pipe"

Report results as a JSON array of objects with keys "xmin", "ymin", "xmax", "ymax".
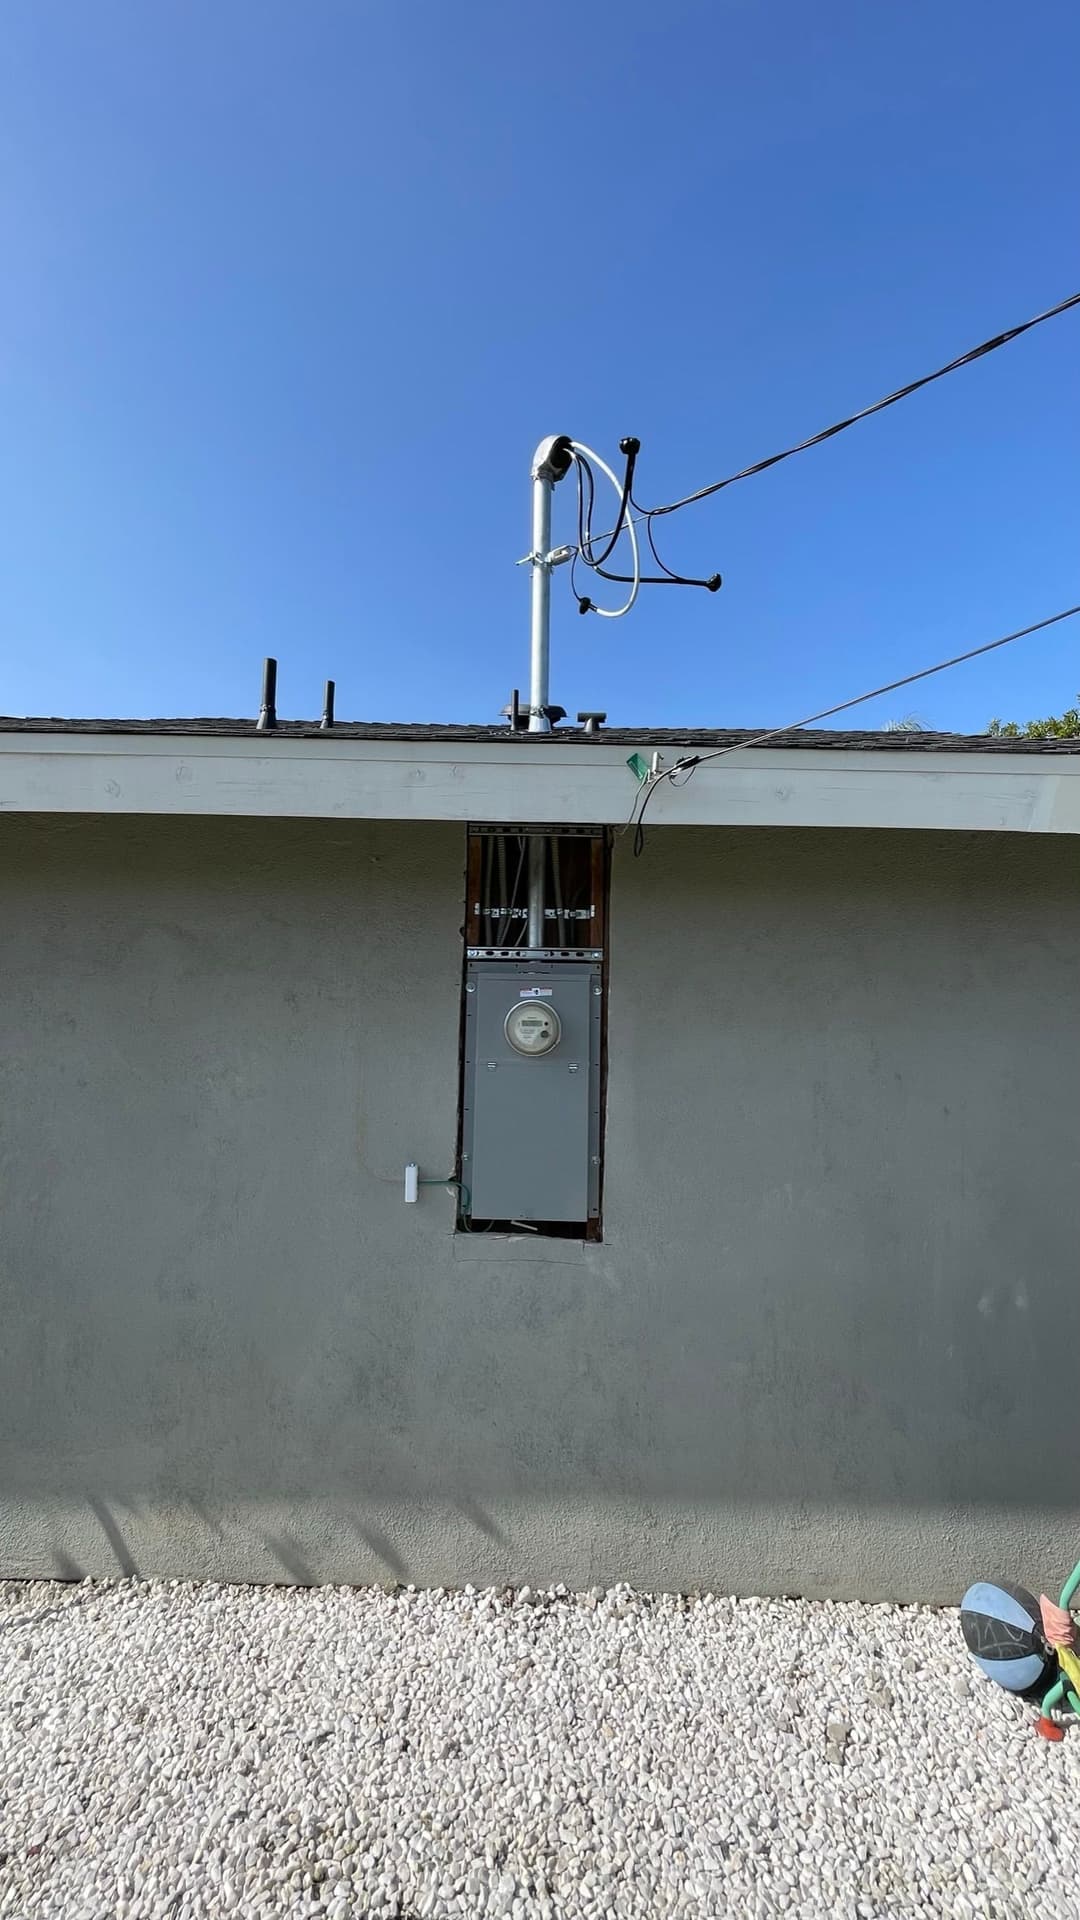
[
  {"xmin": 528, "ymin": 436, "xmax": 573, "ymax": 733},
  {"xmin": 526, "ymin": 436, "xmax": 572, "ymax": 946}
]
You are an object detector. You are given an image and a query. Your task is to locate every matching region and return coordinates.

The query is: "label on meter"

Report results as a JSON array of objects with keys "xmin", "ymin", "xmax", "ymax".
[{"xmin": 518, "ymin": 987, "xmax": 553, "ymax": 998}]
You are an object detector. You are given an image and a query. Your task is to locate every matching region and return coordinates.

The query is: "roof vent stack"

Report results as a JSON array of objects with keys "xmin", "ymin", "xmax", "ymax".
[
  {"xmin": 256, "ymin": 657, "xmax": 278, "ymax": 732},
  {"xmin": 502, "ymin": 689, "xmax": 528, "ymax": 733}
]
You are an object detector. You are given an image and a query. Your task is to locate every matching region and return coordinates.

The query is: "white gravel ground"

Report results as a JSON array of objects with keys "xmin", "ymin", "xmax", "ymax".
[{"xmin": 0, "ymin": 1579, "xmax": 1077, "ymax": 1920}]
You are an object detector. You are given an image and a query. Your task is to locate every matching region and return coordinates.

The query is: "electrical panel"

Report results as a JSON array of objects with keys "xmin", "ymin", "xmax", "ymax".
[
  {"xmin": 461, "ymin": 960, "xmax": 602, "ymax": 1224},
  {"xmin": 459, "ymin": 828, "xmax": 607, "ymax": 1233}
]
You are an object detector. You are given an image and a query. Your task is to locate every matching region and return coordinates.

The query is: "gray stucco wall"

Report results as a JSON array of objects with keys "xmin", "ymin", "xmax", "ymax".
[{"xmin": 1, "ymin": 813, "xmax": 1078, "ymax": 1600}]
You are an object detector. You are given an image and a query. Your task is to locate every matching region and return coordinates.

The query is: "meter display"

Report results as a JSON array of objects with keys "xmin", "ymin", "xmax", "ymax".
[{"xmin": 504, "ymin": 1000, "xmax": 561, "ymax": 1056}]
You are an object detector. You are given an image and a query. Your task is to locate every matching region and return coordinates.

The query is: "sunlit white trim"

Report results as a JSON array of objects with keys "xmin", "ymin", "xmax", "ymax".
[{"xmin": 0, "ymin": 731, "xmax": 1077, "ymax": 835}]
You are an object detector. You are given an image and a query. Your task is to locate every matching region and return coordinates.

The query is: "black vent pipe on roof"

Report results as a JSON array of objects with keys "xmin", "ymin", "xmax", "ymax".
[
  {"xmin": 256, "ymin": 657, "xmax": 278, "ymax": 731},
  {"xmin": 321, "ymin": 679, "xmax": 335, "ymax": 730}
]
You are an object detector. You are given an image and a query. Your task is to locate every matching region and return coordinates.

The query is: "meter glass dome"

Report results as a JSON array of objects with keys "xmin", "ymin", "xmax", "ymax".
[{"xmin": 505, "ymin": 1001, "xmax": 561, "ymax": 1056}]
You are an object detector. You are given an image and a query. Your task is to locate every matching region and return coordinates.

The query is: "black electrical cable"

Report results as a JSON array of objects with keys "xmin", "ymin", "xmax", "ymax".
[
  {"xmin": 583, "ymin": 507, "xmax": 722, "ymax": 589},
  {"xmin": 583, "ymin": 437, "xmax": 638, "ymax": 568},
  {"xmin": 571, "ymin": 451, "xmax": 597, "ymax": 609},
  {"xmin": 643, "ymin": 510, "xmax": 682, "ymax": 582},
  {"xmin": 628, "ymin": 601, "xmax": 1080, "ymax": 855},
  {"xmin": 572, "ymin": 441, "xmax": 721, "ymax": 609},
  {"xmin": 626, "ymin": 503, "xmax": 722, "ymax": 590},
  {"xmin": 582, "ymin": 555, "xmax": 722, "ymax": 591},
  {"xmin": 575, "ymin": 446, "xmax": 596, "ymax": 563},
  {"xmin": 630, "ymin": 290, "xmax": 1080, "ymax": 522}
]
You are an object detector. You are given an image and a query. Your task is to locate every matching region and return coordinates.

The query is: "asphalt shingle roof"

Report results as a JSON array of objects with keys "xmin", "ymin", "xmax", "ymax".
[{"xmin": 1, "ymin": 717, "xmax": 1078, "ymax": 752}]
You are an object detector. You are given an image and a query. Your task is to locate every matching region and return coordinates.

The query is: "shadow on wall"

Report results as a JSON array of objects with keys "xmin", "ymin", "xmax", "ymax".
[
  {"xmin": 87, "ymin": 1494, "xmax": 140, "ymax": 1577},
  {"xmin": 2, "ymin": 814, "xmax": 1080, "ymax": 1594},
  {"xmin": 28, "ymin": 1489, "xmax": 508, "ymax": 1589}
]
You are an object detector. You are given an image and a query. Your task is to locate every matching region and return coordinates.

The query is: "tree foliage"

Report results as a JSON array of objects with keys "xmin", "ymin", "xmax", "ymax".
[{"xmin": 987, "ymin": 701, "xmax": 1080, "ymax": 740}]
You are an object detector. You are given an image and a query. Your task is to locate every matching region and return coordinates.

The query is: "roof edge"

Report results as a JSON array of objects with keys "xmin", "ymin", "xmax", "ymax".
[{"xmin": 1, "ymin": 716, "xmax": 1078, "ymax": 754}]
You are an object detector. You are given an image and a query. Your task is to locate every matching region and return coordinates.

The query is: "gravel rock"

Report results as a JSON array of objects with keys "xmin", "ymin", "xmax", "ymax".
[{"xmin": 0, "ymin": 1579, "xmax": 1076, "ymax": 1918}]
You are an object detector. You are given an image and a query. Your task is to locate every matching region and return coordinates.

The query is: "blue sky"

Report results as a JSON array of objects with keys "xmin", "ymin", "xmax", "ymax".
[{"xmin": 2, "ymin": 1, "xmax": 1076, "ymax": 730}]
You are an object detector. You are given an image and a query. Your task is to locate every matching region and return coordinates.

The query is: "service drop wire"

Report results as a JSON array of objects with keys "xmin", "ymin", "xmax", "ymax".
[{"xmin": 627, "ymin": 603, "xmax": 1080, "ymax": 854}]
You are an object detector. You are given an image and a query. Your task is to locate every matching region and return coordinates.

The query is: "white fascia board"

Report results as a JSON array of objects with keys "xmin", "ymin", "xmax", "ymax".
[{"xmin": 0, "ymin": 731, "xmax": 1078, "ymax": 835}]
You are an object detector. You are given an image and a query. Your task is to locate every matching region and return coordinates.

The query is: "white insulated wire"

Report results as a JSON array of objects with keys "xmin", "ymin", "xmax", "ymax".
[{"xmin": 569, "ymin": 440, "xmax": 640, "ymax": 618}]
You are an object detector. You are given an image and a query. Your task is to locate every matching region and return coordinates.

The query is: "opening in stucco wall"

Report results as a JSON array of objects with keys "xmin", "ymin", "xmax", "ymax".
[{"xmin": 459, "ymin": 826, "xmax": 609, "ymax": 1239}]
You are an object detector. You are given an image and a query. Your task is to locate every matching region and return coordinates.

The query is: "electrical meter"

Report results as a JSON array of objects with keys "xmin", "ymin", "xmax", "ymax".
[
  {"xmin": 462, "ymin": 961, "xmax": 601, "ymax": 1222},
  {"xmin": 504, "ymin": 1000, "xmax": 561, "ymax": 1056}
]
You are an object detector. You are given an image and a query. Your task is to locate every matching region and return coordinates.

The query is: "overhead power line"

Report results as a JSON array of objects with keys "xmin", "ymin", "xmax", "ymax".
[
  {"xmin": 642, "ymin": 288, "xmax": 1080, "ymax": 518},
  {"xmin": 577, "ymin": 289, "xmax": 1080, "ymax": 558},
  {"xmin": 627, "ymin": 602, "xmax": 1080, "ymax": 852}
]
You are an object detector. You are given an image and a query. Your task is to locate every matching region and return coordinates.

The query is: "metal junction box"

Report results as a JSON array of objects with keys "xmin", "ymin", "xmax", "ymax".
[{"xmin": 461, "ymin": 960, "xmax": 602, "ymax": 1223}]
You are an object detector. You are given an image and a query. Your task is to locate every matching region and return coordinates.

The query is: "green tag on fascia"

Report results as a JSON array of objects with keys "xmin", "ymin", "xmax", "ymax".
[{"xmin": 626, "ymin": 752, "xmax": 649, "ymax": 784}]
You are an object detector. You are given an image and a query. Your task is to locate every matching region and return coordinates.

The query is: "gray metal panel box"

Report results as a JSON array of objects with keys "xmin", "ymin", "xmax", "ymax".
[{"xmin": 462, "ymin": 961, "xmax": 602, "ymax": 1222}]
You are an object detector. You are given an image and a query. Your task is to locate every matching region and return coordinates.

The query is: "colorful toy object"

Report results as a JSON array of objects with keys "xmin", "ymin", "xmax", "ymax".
[{"xmin": 961, "ymin": 1557, "xmax": 1080, "ymax": 1739}]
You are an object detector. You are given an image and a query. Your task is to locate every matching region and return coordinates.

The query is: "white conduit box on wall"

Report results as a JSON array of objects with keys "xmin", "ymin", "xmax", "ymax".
[{"xmin": 403, "ymin": 1162, "xmax": 419, "ymax": 1204}]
